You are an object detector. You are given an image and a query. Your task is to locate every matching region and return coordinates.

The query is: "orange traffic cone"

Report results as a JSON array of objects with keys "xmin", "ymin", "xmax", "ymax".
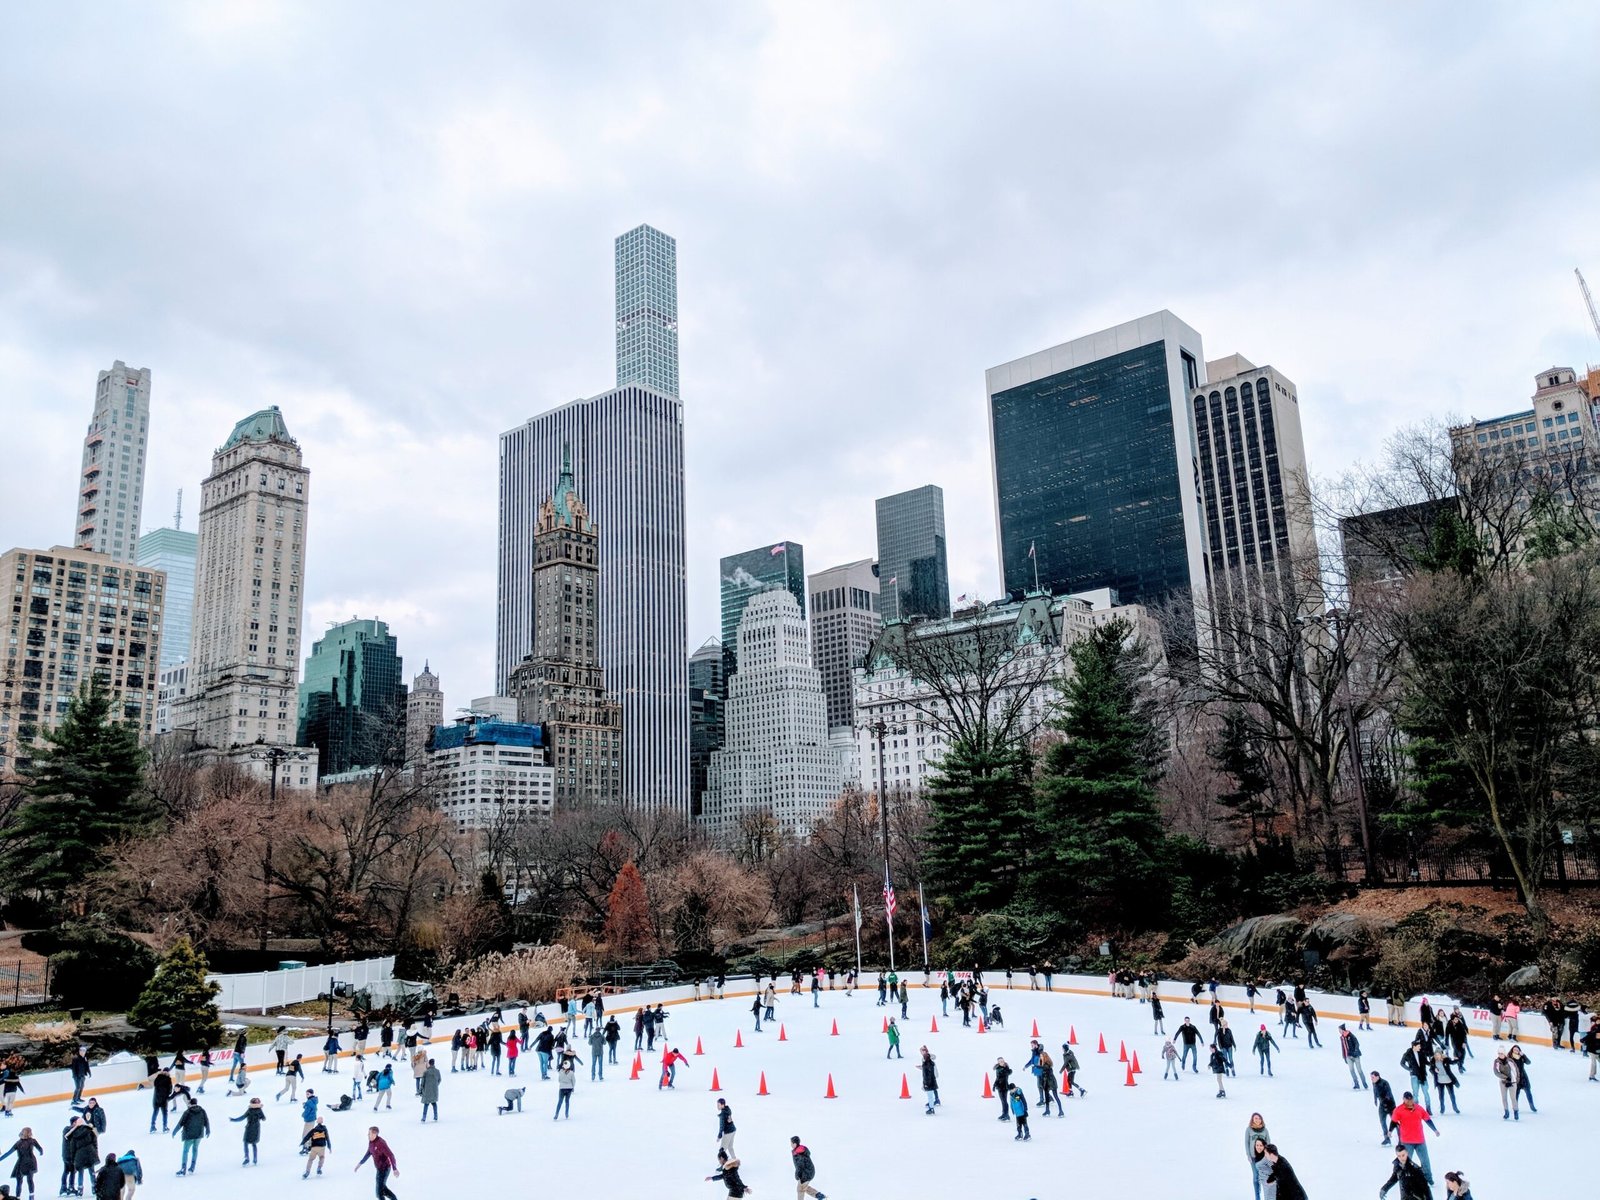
[
  {"xmin": 1124, "ymin": 1063, "xmax": 1137, "ymax": 1087},
  {"xmin": 778, "ymin": 1024, "xmax": 787, "ymax": 1042},
  {"xmin": 882, "ymin": 1016, "xmax": 889, "ymax": 1033},
  {"xmin": 710, "ymin": 1068, "xmax": 721, "ymax": 1092},
  {"xmin": 633, "ymin": 1051, "xmax": 643, "ymax": 1072},
  {"xmin": 1118, "ymin": 1041, "xmax": 1128, "ymax": 1063},
  {"xmin": 757, "ymin": 1071, "xmax": 769, "ymax": 1096},
  {"xmin": 982, "ymin": 1073, "xmax": 993, "ymax": 1098},
  {"xmin": 629, "ymin": 1055, "xmax": 641, "ymax": 1080},
  {"xmin": 694, "ymin": 1037, "xmax": 704, "ymax": 1056},
  {"xmin": 1131, "ymin": 1050, "xmax": 1142, "ymax": 1074},
  {"xmin": 1031, "ymin": 1019, "xmax": 1040, "ymax": 1037},
  {"xmin": 978, "ymin": 1018, "xmax": 986, "ymax": 1034},
  {"xmin": 930, "ymin": 1016, "xmax": 939, "ymax": 1033},
  {"xmin": 1097, "ymin": 1033, "xmax": 1107, "ymax": 1054},
  {"xmin": 899, "ymin": 1073, "xmax": 911, "ymax": 1099},
  {"xmin": 824, "ymin": 1073, "xmax": 837, "ymax": 1099},
  {"xmin": 735, "ymin": 1030, "xmax": 744, "ymax": 1048},
  {"xmin": 830, "ymin": 1019, "xmax": 839, "ymax": 1036},
  {"xmin": 1069, "ymin": 1026, "xmax": 1078, "ymax": 1045}
]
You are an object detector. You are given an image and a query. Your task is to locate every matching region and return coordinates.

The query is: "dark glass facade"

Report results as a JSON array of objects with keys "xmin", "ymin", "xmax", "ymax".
[
  {"xmin": 719, "ymin": 542, "xmax": 805, "ymax": 676},
  {"xmin": 1191, "ymin": 376, "xmax": 1291, "ymax": 592},
  {"xmin": 991, "ymin": 341, "xmax": 1190, "ymax": 608},
  {"xmin": 687, "ymin": 640, "xmax": 725, "ymax": 817},
  {"xmin": 875, "ymin": 485, "xmax": 949, "ymax": 623},
  {"xmin": 296, "ymin": 619, "xmax": 407, "ymax": 775}
]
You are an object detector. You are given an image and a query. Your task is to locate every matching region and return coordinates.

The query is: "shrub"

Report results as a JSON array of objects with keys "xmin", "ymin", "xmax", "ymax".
[
  {"xmin": 1371, "ymin": 928, "xmax": 1442, "ymax": 998},
  {"xmin": 29, "ymin": 920, "xmax": 157, "ymax": 1010},
  {"xmin": 447, "ymin": 944, "xmax": 582, "ymax": 1005},
  {"xmin": 127, "ymin": 938, "xmax": 222, "ymax": 1050}
]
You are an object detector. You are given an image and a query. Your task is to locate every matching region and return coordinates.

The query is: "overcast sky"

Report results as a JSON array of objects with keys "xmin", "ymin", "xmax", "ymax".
[{"xmin": 3, "ymin": 2, "xmax": 1598, "ymax": 706}]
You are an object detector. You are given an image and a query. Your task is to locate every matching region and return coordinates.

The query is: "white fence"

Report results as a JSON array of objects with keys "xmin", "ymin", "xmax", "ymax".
[{"xmin": 207, "ymin": 956, "xmax": 395, "ymax": 1015}]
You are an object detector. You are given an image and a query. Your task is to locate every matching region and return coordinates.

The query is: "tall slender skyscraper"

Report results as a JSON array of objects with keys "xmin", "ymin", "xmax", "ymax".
[
  {"xmin": 176, "ymin": 407, "xmax": 314, "ymax": 779},
  {"xmin": 875, "ymin": 486, "xmax": 949, "ymax": 623},
  {"xmin": 406, "ymin": 662, "xmax": 443, "ymax": 762},
  {"xmin": 615, "ymin": 224, "xmax": 679, "ymax": 398},
  {"xmin": 498, "ymin": 225, "xmax": 687, "ymax": 811},
  {"xmin": 74, "ymin": 361, "xmax": 151, "ymax": 563}
]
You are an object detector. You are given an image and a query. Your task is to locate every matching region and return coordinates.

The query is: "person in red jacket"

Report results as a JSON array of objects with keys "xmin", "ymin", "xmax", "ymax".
[
  {"xmin": 660, "ymin": 1047, "xmax": 690, "ymax": 1090},
  {"xmin": 1387, "ymin": 1093, "xmax": 1439, "ymax": 1186},
  {"xmin": 354, "ymin": 1126, "xmax": 398, "ymax": 1200}
]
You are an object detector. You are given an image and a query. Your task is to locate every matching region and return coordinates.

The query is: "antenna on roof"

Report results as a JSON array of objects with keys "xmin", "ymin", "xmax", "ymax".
[{"xmin": 174, "ymin": 488, "xmax": 183, "ymax": 531}]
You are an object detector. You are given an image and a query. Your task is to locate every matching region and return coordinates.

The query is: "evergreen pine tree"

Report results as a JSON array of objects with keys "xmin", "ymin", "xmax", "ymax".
[
  {"xmin": 923, "ymin": 737, "xmax": 1032, "ymax": 911},
  {"xmin": 128, "ymin": 937, "xmax": 223, "ymax": 1050},
  {"xmin": 8, "ymin": 675, "xmax": 151, "ymax": 902},
  {"xmin": 1030, "ymin": 618, "xmax": 1169, "ymax": 922}
]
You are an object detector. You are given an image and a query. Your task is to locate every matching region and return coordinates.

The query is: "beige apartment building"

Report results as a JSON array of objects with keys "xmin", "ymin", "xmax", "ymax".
[{"xmin": 0, "ymin": 545, "xmax": 165, "ymax": 776}]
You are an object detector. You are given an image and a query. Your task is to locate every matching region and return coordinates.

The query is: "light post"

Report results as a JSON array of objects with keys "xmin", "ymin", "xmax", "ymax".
[{"xmin": 250, "ymin": 742, "xmax": 309, "ymax": 955}]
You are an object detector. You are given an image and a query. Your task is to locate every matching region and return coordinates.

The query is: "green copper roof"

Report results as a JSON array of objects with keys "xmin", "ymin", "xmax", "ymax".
[
  {"xmin": 552, "ymin": 441, "xmax": 580, "ymax": 525},
  {"xmin": 222, "ymin": 406, "xmax": 294, "ymax": 450}
]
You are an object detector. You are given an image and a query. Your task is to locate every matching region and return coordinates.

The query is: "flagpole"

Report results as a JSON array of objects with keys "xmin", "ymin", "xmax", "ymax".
[
  {"xmin": 853, "ymin": 885, "xmax": 863, "ymax": 982},
  {"xmin": 1030, "ymin": 540, "xmax": 1040, "ymax": 594},
  {"xmin": 918, "ymin": 884, "xmax": 929, "ymax": 969}
]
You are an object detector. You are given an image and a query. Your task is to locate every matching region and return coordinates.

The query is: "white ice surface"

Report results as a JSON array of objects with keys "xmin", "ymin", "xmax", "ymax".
[{"xmin": 27, "ymin": 981, "xmax": 1586, "ymax": 1198}]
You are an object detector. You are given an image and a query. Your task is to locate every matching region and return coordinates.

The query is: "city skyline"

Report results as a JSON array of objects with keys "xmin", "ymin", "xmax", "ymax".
[{"xmin": 2, "ymin": 5, "xmax": 1597, "ymax": 704}]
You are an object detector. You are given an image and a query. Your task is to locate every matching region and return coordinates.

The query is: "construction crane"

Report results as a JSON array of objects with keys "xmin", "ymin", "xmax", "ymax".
[{"xmin": 1578, "ymin": 268, "xmax": 1600, "ymax": 344}]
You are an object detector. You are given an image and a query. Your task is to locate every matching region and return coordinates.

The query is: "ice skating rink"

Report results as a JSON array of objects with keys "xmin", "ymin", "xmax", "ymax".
[{"xmin": 29, "ymin": 979, "xmax": 1583, "ymax": 1197}]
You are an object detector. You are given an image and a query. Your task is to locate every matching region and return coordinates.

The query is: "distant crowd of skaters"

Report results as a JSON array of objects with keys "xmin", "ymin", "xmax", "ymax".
[{"xmin": 8, "ymin": 968, "xmax": 1595, "ymax": 1200}]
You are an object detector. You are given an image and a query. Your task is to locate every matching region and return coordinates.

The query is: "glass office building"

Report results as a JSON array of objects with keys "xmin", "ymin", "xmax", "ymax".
[
  {"xmin": 296, "ymin": 617, "xmax": 407, "ymax": 775},
  {"xmin": 875, "ymin": 485, "xmax": 949, "ymax": 623},
  {"xmin": 719, "ymin": 541, "xmax": 805, "ymax": 677},
  {"xmin": 986, "ymin": 311, "xmax": 1207, "ymax": 613},
  {"xmin": 136, "ymin": 526, "xmax": 197, "ymax": 670}
]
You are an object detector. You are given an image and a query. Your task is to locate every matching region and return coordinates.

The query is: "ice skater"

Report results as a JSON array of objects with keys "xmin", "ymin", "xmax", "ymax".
[
  {"xmin": 1265, "ymin": 1144, "xmax": 1308, "ymax": 1200},
  {"xmin": 992, "ymin": 1058, "xmax": 1012, "ymax": 1119},
  {"xmin": 227, "ymin": 1097, "xmax": 264, "ymax": 1165},
  {"xmin": 300, "ymin": 1119, "xmax": 331, "ymax": 1177},
  {"xmin": 715, "ymin": 1100, "xmax": 736, "ymax": 1157},
  {"xmin": 790, "ymin": 1136, "xmax": 826, "ymax": 1198},
  {"xmin": 354, "ymin": 1127, "xmax": 398, "ymax": 1200},
  {"xmin": 1209, "ymin": 1044, "xmax": 1229, "ymax": 1098},
  {"xmin": 919, "ymin": 1047, "xmax": 939, "ymax": 1114},
  {"xmin": 1161, "ymin": 1039, "xmax": 1179, "ymax": 1080},
  {"xmin": 706, "ymin": 1149, "xmax": 748, "ymax": 1197},
  {"xmin": 496, "ymin": 1088, "xmax": 525, "ymax": 1115},
  {"xmin": 1339, "ymin": 1024, "xmax": 1366, "ymax": 1089},
  {"xmin": 1253, "ymin": 1025, "xmax": 1278, "ymax": 1076},
  {"xmin": 1176, "ymin": 1018, "xmax": 1202, "ymax": 1073},
  {"xmin": 1008, "ymin": 1087, "xmax": 1030, "ymax": 1141},
  {"xmin": 1378, "ymin": 1145, "xmax": 1430, "ymax": 1200}
]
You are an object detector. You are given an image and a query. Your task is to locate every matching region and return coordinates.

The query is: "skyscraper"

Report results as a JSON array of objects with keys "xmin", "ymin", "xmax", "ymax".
[
  {"xmin": 615, "ymin": 224, "xmax": 679, "ymax": 398},
  {"xmin": 719, "ymin": 542, "xmax": 805, "ymax": 677},
  {"xmin": 499, "ymin": 386, "xmax": 686, "ymax": 810},
  {"xmin": 498, "ymin": 225, "xmax": 688, "ymax": 812},
  {"xmin": 700, "ymin": 590, "xmax": 843, "ymax": 841},
  {"xmin": 296, "ymin": 617, "xmax": 406, "ymax": 776},
  {"xmin": 74, "ymin": 361, "xmax": 151, "ymax": 563},
  {"xmin": 874, "ymin": 486, "xmax": 949, "ymax": 623},
  {"xmin": 508, "ymin": 446, "xmax": 624, "ymax": 806},
  {"xmin": 1189, "ymin": 354, "xmax": 1318, "ymax": 609},
  {"xmin": 136, "ymin": 525, "xmax": 197, "ymax": 671},
  {"xmin": 688, "ymin": 638, "xmax": 725, "ymax": 818},
  {"xmin": 986, "ymin": 310, "xmax": 1207, "ymax": 613},
  {"xmin": 175, "ymin": 406, "xmax": 315, "ymax": 783},
  {"xmin": 807, "ymin": 558, "xmax": 878, "ymax": 732},
  {"xmin": 406, "ymin": 662, "xmax": 443, "ymax": 762}
]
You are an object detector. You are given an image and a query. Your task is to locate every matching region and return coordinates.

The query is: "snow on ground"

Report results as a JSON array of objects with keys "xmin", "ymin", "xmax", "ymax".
[{"xmin": 34, "ymin": 979, "xmax": 1587, "ymax": 1198}]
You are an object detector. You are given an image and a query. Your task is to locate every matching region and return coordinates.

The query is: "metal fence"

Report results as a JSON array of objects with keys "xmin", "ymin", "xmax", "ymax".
[
  {"xmin": 207, "ymin": 956, "xmax": 395, "ymax": 1015},
  {"xmin": 0, "ymin": 960, "xmax": 52, "ymax": 1010}
]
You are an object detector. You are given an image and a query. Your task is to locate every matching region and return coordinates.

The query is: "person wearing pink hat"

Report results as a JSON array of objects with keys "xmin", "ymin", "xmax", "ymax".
[{"xmin": 1252, "ymin": 1024, "xmax": 1279, "ymax": 1076}]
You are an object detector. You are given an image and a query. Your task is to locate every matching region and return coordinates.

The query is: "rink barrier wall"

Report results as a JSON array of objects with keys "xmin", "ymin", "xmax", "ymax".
[{"xmin": 10, "ymin": 972, "xmax": 1523, "ymax": 1109}]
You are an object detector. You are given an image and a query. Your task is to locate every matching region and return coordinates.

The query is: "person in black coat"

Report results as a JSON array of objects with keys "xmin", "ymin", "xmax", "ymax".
[
  {"xmin": 706, "ymin": 1149, "xmax": 748, "ymax": 1197},
  {"xmin": 1372, "ymin": 1071, "xmax": 1397, "ymax": 1144},
  {"xmin": 919, "ymin": 1048, "xmax": 939, "ymax": 1114},
  {"xmin": 150, "ymin": 1068, "xmax": 174, "ymax": 1133},
  {"xmin": 1264, "ymin": 1145, "xmax": 1308, "ymax": 1200},
  {"xmin": 992, "ymin": 1058, "xmax": 1013, "ymax": 1120},
  {"xmin": 90, "ymin": 1154, "xmax": 121, "ymax": 1200},
  {"xmin": 63, "ymin": 1118, "xmax": 97, "ymax": 1197},
  {"xmin": 1379, "ymin": 1146, "xmax": 1433, "ymax": 1200},
  {"xmin": 0, "ymin": 1126, "xmax": 43, "ymax": 1200}
]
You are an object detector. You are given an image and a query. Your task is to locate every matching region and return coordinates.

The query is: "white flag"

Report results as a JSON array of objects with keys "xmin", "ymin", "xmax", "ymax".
[{"xmin": 853, "ymin": 884, "xmax": 862, "ymax": 932}]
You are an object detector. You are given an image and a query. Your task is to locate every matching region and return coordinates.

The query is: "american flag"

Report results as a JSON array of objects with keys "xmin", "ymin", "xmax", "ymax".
[
  {"xmin": 770, "ymin": 543, "xmax": 786, "ymax": 556},
  {"xmin": 882, "ymin": 865, "xmax": 897, "ymax": 925}
]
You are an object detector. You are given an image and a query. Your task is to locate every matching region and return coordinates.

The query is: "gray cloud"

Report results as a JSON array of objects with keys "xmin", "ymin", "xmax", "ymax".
[{"xmin": 3, "ymin": 1, "xmax": 1598, "ymax": 703}]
